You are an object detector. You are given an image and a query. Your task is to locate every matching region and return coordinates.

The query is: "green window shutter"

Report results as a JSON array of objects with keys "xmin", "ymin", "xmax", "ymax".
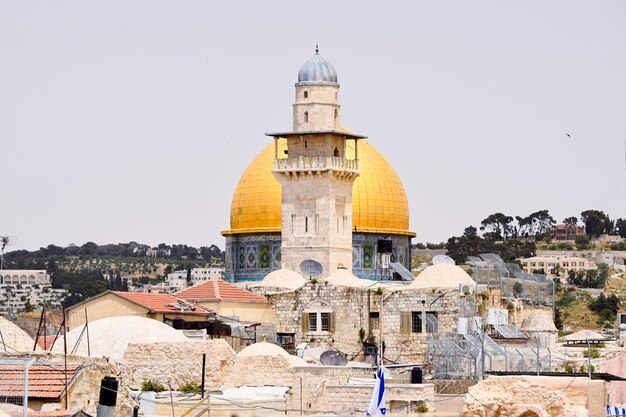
[{"xmin": 400, "ymin": 312, "xmax": 411, "ymax": 335}]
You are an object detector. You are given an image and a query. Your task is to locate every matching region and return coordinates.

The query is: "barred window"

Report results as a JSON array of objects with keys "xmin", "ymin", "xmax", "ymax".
[
  {"xmin": 411, "ymin": 311, "xmax": 422, "ymax": 333},
  {"xmin": 309, "ymin": 312, "xmax": 318, "ymax": 332}
]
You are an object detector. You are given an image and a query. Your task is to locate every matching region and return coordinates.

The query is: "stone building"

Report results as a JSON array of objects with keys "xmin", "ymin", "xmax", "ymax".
[
  {"xmin": 222, "ymin": 49, "xmax": 415, "ymax": 281},
  {"xmin": 250, "ymin": 264, "xmax": 477, "ymax": 363}
]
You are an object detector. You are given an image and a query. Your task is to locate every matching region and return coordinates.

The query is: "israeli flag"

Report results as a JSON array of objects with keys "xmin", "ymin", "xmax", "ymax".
[
  {"xmin": 367, "ymin": 367, "xmax": 386, "ymax": 416},
  {"xmin": 606, "ymin": 404, "xmax": 626, "ymax": 416}
]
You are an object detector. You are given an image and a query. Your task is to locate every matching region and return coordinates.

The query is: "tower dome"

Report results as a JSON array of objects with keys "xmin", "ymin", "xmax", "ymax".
[{"xmin": 297, "ymin": 49, "xmax": 338, "ymax": 85}]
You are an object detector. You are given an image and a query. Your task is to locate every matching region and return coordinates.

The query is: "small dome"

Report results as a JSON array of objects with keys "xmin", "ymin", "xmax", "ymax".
[
  {"xmin": 297, "ymin": 52, "xmax": 338, "ymax": 85},
  {"xmin": 325, "ymin": 268, "xmax": 372, "ymax": 288},
  {"xmin": 409, "ymin": 264, "xmax": 476, "ymax": 290},
  {"xmin": 520, "ymin": 310, "xmax": 557, "ymax": 332},
  {"xmin": 52, "ymin": 316, "xmax": 189, "ymax": 361},
  {"xmin": 253, "ymin": 269, "xmax": 306, "ymax": 290},
  {"xmin": 237, "ymin": 341, "xmax": 308, "ymax": 366}
]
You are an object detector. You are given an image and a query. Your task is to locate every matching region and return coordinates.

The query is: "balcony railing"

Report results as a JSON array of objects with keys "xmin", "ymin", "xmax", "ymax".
[{"xmin": 274, "ymin": 156, "xmax": 359, "ymax": 173}]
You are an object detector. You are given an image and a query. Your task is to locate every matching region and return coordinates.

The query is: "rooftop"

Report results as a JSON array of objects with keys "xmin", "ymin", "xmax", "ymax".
[
  {"xmin": 0, "ymin": 361, "xmax": 81, "ymax": 399},
  {"xmin": 175, "ymin": 279, "xmax": 267, "ymax": 302},
  {"xmin": 113, "ymin": 291, "xmax": 214, "ymax": 314}
]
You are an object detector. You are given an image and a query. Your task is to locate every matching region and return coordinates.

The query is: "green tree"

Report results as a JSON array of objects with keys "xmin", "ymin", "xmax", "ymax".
[
  {"xmin": 480, "ymin": 213, "xmax": 514, "ymax": 241},
  {"xmin": 615, "ymin": 218, "xmax": 626, "ymax": 238},
  {"xmin": 513, "ymin": 282, "xmax": 524, "ymax": 297},
  {"xmin": 563, "ymin": 216, "xmax": 578, "ymax": 225},
  {"xmin": 581, "ymin": 210, "xmax": 610, "ymax": 238},
  {"xmin": 575, "ymin": 235, "xmax": 590, "ymax": 250}
]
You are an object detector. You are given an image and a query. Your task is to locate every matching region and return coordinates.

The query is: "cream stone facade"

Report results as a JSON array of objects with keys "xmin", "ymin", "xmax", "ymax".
[
  {"xmin": 293, "ymin": 84, "xmax": 341, "ymax": 131},
  {"xmin": 261, "ymin": 280, "xmax": 470, "ymax": 363},
  {"xmin": 121, "ymin": 340, "xmax": 235, "ymax": 392},
  {"xmin": 464, "ymin": 375, "xmax": 608, "ymax": 417}
]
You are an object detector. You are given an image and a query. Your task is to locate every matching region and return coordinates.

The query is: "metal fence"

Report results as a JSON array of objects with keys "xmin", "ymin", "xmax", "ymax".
[
  {"xmin": 0, "ymin": 357, "xmax": 36, "ymax": 416},
  {"xmin": 468, "ymin": 254, "xmax": 555, "ymax": 309}
]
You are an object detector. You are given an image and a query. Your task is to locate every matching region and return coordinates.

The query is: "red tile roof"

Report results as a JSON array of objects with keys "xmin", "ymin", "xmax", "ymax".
[
  {"xmin": 175, "ymin": 279, "xmax": 267, "ymax": 302},
  {"xmin": 112, "ymin": 292, "xmax": 214, "ymax": 315},
  {"xmin": 0, "ymin": 363, "xmax": 81, "ymax": 399}
]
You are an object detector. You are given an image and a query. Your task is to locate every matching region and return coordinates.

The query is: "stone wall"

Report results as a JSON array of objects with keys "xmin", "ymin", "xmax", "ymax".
[
  {"xmin": 464, "ymin": 375, "xmax": 607, "ymax": 417},
  {"xmin": 300, "ymin": 383, "xmax": 435, "ymax": 414},
  {"xmin": 222, "ymin": 354, "xmax": 302, "ymax": 388},
  {"xmin": 121, "ymin": 340, "xmax": 235, "ymax": 391}
]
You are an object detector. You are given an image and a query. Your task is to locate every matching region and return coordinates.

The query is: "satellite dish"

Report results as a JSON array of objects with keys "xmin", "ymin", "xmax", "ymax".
[
  {"xmin": 319, "ymin": 350, "xmax": 347, "ymax": 366},
  {"xmin": 300, "ymin": 259, "xmax": 323, "ymax": 278},
  {"xmin": 432, "ymin": 255, "xmax": 455, "ymax": 265}
]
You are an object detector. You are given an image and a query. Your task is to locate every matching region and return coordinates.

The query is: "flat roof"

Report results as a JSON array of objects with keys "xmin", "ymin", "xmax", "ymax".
[
  {"xmin": 266, "ymin": 130, "xmax": 367, "ymax": 139},
  {"xmin": 487, "ymin": 371, "xmax": 626, "ymax": 381}
]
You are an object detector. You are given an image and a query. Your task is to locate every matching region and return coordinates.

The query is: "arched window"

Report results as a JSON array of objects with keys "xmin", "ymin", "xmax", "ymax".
[
  {"xmin": 304, "ymin": 111, "xmax": 309, "ymax": 123},
  {"xmin": 305, "ymin": 216, "xmax": 309, "ymax": 233},
  {"xmin": 333, "ymin": 148, "xmax": 339, "ymax": 157},
  {"xmin": 304, "ymin": 91, "xmax": 308, "ymax": 99},
  {"xmin": 334, "ymin": 109, "xmax": 339, "ymax": 127}
]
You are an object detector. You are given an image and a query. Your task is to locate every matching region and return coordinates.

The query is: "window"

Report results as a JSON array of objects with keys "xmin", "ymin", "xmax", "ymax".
[
  {"xmin": 304, "ymin": 91, "xmax": 308, "ymax": 98},
  {"xmin": 302, "ymin": 311, "xmax": 334, "ymax": 333},
  {"xmin": 411, "ymin": 312, "xmax": 422, "ymax": 333},
  {"xmin": 321, "ymin": 312, "xmax": 330, "ymax": 331},
  {"xmin": 305, "ymin": 140, "xmax": 307, "ymax": 148},
  {"xmin": 315, "ymin": 214, "xmax": 319, "ymax": 235},
  {"xmin": 304, "ymin": 111, "xmax": 309, "ymax": 123},
  {"xmin": 308, "ymin": 312, "xmax": 317, "ymax": 331},
  {"xmin": 305, "ymin": 216, "xmax": 308, "ymax": 233},
  {"xmin": 370, "ymin": 312, "xmax": 380, "ymax": 330},
  {"xmin": 291, "ymin": 214, "xmax": 296, "ymax": 234}
]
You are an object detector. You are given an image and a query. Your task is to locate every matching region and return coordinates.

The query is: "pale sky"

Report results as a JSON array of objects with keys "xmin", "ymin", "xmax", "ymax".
[{"xmin": 2, "ymin": 1, "xmax": 625, "ymax": 251}]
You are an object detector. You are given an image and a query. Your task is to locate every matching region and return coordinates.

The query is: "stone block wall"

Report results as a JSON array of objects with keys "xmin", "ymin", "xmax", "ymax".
[
  {"xmin": 265, "ymin": 282, "xmax": 470, "ymax": 364},
  {"xmin": 121, "ymin": 340, "xmax": 235, "ymax": 391}
]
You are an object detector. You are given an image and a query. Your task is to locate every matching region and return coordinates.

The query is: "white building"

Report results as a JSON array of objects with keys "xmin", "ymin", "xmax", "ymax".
[
  {"xmin": 518, "ymin": 255, "xmax": 593, "ymax": 275},
  {"xmin": 1, "ymin": 270, "xmax": 51, "ymax": 285},
  {"xmin": 166, "ymin": 267, "xmax": 225, "ymax": 292}
]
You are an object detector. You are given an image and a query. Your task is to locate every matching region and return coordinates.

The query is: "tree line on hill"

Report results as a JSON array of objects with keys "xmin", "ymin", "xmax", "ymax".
[
  {"xmin": 3, "ymin": 241, "xmax": 225, "ymax": 270},
  {"xmin": 441, "ymin": 209, "xmax": 625, "ymax": 263}
]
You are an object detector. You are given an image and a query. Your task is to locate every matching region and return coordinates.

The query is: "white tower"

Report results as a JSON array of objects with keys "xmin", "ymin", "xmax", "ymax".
[{"xmin": 267, "ymin": 48, "xmax": 365, "ymax": 277}]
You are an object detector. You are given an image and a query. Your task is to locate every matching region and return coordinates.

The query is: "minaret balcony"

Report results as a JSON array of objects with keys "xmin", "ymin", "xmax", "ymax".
[{"xmin": 273, "ymin": 156, "xmax": 359, "ymax": 174}]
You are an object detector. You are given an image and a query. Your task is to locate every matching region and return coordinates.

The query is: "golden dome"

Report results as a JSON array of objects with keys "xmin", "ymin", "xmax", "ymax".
[{"xmin": 223, "ymin": 137, "xmax": 415, "ymax": 237}]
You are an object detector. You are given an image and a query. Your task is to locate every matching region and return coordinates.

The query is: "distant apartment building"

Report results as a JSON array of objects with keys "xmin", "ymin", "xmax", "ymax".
[
  {"xmin": 0, "ymin": 270, "xmax": 67, "ymax": 312},
  {"xmin": 552, "ymin": 224, "xmax": 586, "ymax": 241},
  {"xmin": 166, "ymin": 267, "xmax": 225, "ymax": 292},
  {"xmin": 518, "ymin": 255, "xmax": 593, "ymax": 275},
  {"xmin": 1, "ymin": 270, "xmax": 51, "ymax": 285}
]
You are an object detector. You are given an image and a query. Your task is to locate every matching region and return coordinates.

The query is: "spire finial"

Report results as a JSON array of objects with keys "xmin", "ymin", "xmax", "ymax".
[{"xmin": 315, "ymin": 43, "xmax": 319, "ymax": 54}]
